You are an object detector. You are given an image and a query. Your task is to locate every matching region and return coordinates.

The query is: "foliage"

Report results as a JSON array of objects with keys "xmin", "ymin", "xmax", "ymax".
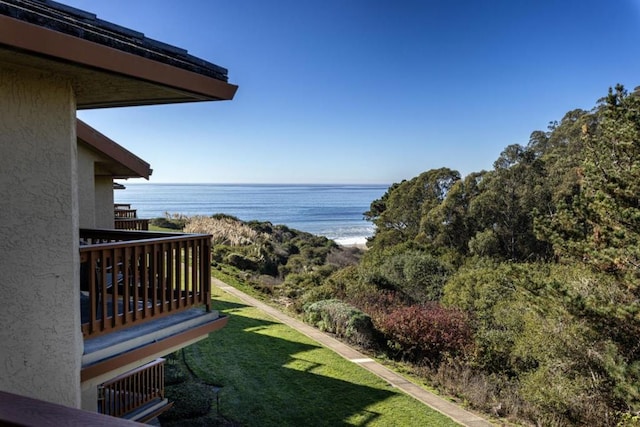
[
  {"xmin": 184, "ymin": 214, "xmax": 265, "ymax": 246},
  {"xmin": 360, "ymin": 247, "xmax": 450, "ymax": 303},
  {"xmin": 189, "ymin": 214, "xmax": 351, "ymax": 290},
  {"xmin": 376, "ymin": 303, "xmax": 473, "ymax": 366},
  {"xmin": 150, "ymin": 212, "xmax": 189, "ymax": 230},
  {"xmin": 165, "ymin": 358, "xmax": 188, "ymax": 385},
  {"xmin": 538, "ymin": 85, "xmax": 640, "ymax": 280},
  {"xmin": 200, "ymin": 84, "xmax": 640, "ymax": 426},
  {"xmin": 367, "ymin": 168, "xmax": 460, "ymax": 248},
  {"xmin": 303, "ymin": 299, "xmax": 376, "ymax": 347},
  {"xmin": 162, "ymin": 381, "xmax": 217, "ymax": 421}
]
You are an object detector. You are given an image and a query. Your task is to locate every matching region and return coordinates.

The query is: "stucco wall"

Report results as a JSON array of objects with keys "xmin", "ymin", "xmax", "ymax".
[
  {"xmin": 94, "ymin": 176, "xmax": 114, "ymax": 228},
  {"xmin": 77, "ymin": 144, "xmax": 96, "ymax": 229},
  {"xmin": 0, "ymin": 66, "xmax": 82, "ymax": 408},
  {"xmin": 77, "ymin": 145, "xmax": 115, "ymax": 229}
]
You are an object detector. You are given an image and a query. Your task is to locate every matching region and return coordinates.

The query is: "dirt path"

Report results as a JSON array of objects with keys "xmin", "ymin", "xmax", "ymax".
[{"xmin": 212, "ymin": 277, "xmax": 494, "ymax": 427}]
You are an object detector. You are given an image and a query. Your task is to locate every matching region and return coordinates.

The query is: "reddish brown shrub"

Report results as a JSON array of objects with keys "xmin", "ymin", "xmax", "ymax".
[
  {"xmin": 377, "ymin": 303, "xmax": 473, "ymax": 365},
  {"xmin": 346, "ymin": 289, "xmax": 406, "ymax": 322}
]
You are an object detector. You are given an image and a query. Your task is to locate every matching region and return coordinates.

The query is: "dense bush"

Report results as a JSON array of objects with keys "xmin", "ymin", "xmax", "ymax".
[
  {"xmin": 150, "ymin": 214, "xmax": 187, "ymax": 230},
  {"xmin": 161, "ymin": 382, "xmax": 217, "ymax": 421},
  {"xmin": 165, "ymin": 359, "xmax": 188, "ymax": 385},
  {"xmin": 303, "ymin": 299, "xmax": 375, "ymax": 347},
  {"xmin": 376, "ymin": 303, "xmax": 473, "ymax": 366},
  {"xmin": 224, "ymin": 252, "xmax": 260, "ymax": 272}
]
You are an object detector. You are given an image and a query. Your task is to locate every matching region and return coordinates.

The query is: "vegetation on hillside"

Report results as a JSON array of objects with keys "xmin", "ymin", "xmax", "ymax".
[
  {"xmin": 348, "ymin": 85, "xmax": 640, "ymax": 426},
  {"xmin": 181, "ymin": 213, "xmax": 364, "ymax": 310},
  {"xmin": 160, "ymin": 85, "xmax": 640, "ymax": 426}
]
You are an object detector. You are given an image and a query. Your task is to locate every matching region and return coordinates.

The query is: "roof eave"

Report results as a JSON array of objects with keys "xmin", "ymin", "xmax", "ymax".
[
  {"xmin": 0, "ymin": 14, "xmax": 238, "ymax": 109},
  {"xmin": 77, "ymin": 119, "xmax": 152, "ymax": 179}
]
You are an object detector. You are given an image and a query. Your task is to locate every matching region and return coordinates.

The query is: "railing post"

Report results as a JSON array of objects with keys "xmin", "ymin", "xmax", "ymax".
[
  {"xmin": 204, "ymin": 236, "xmax": 211, "ymax": 312},
  {"xmin": 80, "ymin": 230, "xmax": 214, "ymax": 338}
]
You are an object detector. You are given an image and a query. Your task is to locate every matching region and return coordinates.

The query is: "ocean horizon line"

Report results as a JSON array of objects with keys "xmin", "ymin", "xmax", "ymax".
[{"xmin": 117, "ymin": 181, "xmax": 391, "ymax": 187}]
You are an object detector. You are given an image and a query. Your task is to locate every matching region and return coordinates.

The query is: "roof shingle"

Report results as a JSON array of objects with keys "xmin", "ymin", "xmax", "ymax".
[{"xmin": 0, "ymin": 0, "xmax": 229, "ymax": 81}]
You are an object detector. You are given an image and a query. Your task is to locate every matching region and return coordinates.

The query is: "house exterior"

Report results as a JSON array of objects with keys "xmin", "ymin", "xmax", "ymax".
[
  {"xmin": 77, "ymin": 118, "xmax": 153, "ymax": 230},
  {"xmin": 0, "ymin": 0, "xmax": 237, "ymax": 422}
]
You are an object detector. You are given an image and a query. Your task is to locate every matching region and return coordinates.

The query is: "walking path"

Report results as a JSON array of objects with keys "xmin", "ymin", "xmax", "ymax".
[{"xmin": 212, "ymin": 278, "xmax": 493, "ymax": 427}]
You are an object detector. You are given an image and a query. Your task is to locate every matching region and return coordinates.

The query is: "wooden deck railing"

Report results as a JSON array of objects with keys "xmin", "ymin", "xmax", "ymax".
[
  {"xmin": 114, "ymin": 218, "xmax": 150, "ymax": 231},
  {"xmin": 80, "ymin": 229, "xmax": 211, "ymax": 338},
  {"xmin": 98, "ymin": 358, "xmax": 166, "ymax": 419},
  {"xmin": 114, "ymin": 209, "xmax": 138, "ymax": 219},
  {"xmin": 114, "ymin": 203, "xmax": 131, "ymax": 210}
]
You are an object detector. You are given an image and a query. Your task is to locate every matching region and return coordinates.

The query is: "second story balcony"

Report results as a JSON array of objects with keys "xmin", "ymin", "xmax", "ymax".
[{"xmin": 79, "ymin": 228, "xmax": 227, "ymax": 383}]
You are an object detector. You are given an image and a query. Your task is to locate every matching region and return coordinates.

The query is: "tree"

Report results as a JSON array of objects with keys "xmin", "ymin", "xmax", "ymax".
[
  {"xmin": 539, "ymin": 85, "xmax": 640, "ymax": 280},
  {"xmin": 367, "ymin": 168, "xmax": 460, "ymax": 249},
  {"xmin": 468, "ymin": 144, "xmax": 552, "ymax": 261},
  {"xmin": 420, "ymin": 171, "xmax": 485, "ymax": 256}
]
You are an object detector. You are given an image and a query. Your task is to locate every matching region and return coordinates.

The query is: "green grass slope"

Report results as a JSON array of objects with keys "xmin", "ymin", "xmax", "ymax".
[{"xmin": 181, "ymin": 287, "xmax": 459, "ymax": 426}]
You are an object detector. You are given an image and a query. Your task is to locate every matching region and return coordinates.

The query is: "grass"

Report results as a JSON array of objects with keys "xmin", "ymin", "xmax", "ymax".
[
  {"xmin": 178, "ymin": 286, "xmax": 460, "ymax": 426},
  {"xmin": 149, "ymin": 224, "xmax": 182, "ymax": 232}
]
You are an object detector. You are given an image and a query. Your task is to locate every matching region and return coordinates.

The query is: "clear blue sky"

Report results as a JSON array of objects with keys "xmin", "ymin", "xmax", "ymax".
[{"xmin": 69, "ymin": 0, "xmax": 640, "ymax": 184}]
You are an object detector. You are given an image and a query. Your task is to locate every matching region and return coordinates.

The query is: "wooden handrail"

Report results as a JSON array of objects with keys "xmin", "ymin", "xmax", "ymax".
[
  {"xmin": 99, "ymin": 359, "xmax": 166, "ymax": 418},
  {"xmin": 114, "ymin": 219, "xmax": 150, "ymax": 231},
  {"xmin": 80, "ymin": 229, "xmax": 212, "ymax": 338},
  {"xmin": 114, "ymin": 209, "xmax": 138, "ymax": 219},
  {"xmin": 80, "ymin": 228, "xmax": 185, "ymax": 242}
]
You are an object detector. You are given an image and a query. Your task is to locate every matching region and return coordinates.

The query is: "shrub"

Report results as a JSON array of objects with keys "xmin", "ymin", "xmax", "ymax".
[
  {"xmin": 150, "ymin": 215, "xmax": 186, "ymax": 230},
  {"xmin": 161, "ymin": 381, "xmax": 216, "ymax": 421},
  {"xmin": 303, "ymin": 299, "xmax": 375, "ymax": 347},
  {"xmin": 362, "ymin": 248, "xmax": 450, "ymax": 303},
  {"xmin": 224, "ymin": 252, "xmax": 260, "ymax": 271},
  {"xmin": 378, "ymin": 303, "xmax": 473, "ymax": 366},
  {"xmin": 211, "ymin": 244, "xmax": 232, "ymax": 263},
  {"xmin": 347, "ymin": 288, "xmax": 407, "ymax": 324},
  {"xmin": 165, "ymin": 360, "xmax": 188, "ymax": 385},
  {"xmin": 325, "ymin": 245, "xmax": 363, "ymax": 268}
]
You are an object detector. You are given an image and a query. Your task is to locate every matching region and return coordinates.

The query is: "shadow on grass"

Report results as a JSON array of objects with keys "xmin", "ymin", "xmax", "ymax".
[{"xmin": 185, "ymin": 298, "xmax": 397, "ymax": 426}]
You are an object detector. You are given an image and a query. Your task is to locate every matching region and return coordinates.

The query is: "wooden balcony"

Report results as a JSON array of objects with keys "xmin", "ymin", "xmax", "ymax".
[
  {"xmin": 80, "ymin": 229, "xmax": 211, "ymax": 339},
  {"xmin": 114, "ymin": 218, "xmax": 150, "ymax": 231},
  {"xmin": 99, "ymin": 358, "xmax": 171, "ymax": 422},
  {"xmin": 114, "ymin": 209, "xmax": 138, "ymax": 219}
]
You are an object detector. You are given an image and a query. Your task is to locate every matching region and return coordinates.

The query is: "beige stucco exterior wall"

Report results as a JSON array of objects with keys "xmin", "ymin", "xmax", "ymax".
[
  {"xmin": 77, "ymin": 144, "xmax": 96, "ymax": 229},
  {"xmin": 94, "ymin": 176, "xmax": 114, "ymax": 228},
  {"xmin": 0, "ymin": 66, "xmax": 82, "ymax": 408},
  {"xmin": 77, "ymin": 145, "xmax": 115, "ymax": 229}
]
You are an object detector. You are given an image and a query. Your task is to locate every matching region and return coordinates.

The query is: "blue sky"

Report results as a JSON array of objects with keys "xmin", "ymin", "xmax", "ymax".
[{"xmin": 69, "ymin": 0, "xmax": 640, "ymax": 184}]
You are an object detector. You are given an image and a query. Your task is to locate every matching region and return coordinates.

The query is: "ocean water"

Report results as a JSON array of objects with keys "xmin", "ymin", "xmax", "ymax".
[{"xmin": 114, "ymin": 183, "xmax": 389, "ymax": 245}]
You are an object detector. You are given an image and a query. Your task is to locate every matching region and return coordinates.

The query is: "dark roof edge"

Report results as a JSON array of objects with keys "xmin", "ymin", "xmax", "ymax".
[
  {"xmin": 77, "ymin": 119, "xmax": 153, "ymax": 180},
  {"xmin": 0, "ymin": 0, "xmax": 229, "ymax": 82}
]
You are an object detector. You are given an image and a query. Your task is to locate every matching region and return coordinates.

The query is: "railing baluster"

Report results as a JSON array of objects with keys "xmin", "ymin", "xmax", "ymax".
[
  {"xmin": 175, "ymin": 241, "xmax": 182, "ymax": 310},
  {"xmin": 99, "ymin": 358, "xmax": 166, "ymax": 417},
  {"xmin": 80, "ymin": 230, "xmax": 212, "ymax": 338}
]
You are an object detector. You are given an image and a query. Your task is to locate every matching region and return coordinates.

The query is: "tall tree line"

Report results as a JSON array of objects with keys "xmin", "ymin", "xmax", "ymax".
[{"xmin": 357, "ymin": 85, "xmax": 640, "ymax": 425}]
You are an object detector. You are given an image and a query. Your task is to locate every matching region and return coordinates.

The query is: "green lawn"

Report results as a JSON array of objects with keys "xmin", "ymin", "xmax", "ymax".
[{"xmin": 181, "ymin": 287, "xmax": 460, "ymax": 426}]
